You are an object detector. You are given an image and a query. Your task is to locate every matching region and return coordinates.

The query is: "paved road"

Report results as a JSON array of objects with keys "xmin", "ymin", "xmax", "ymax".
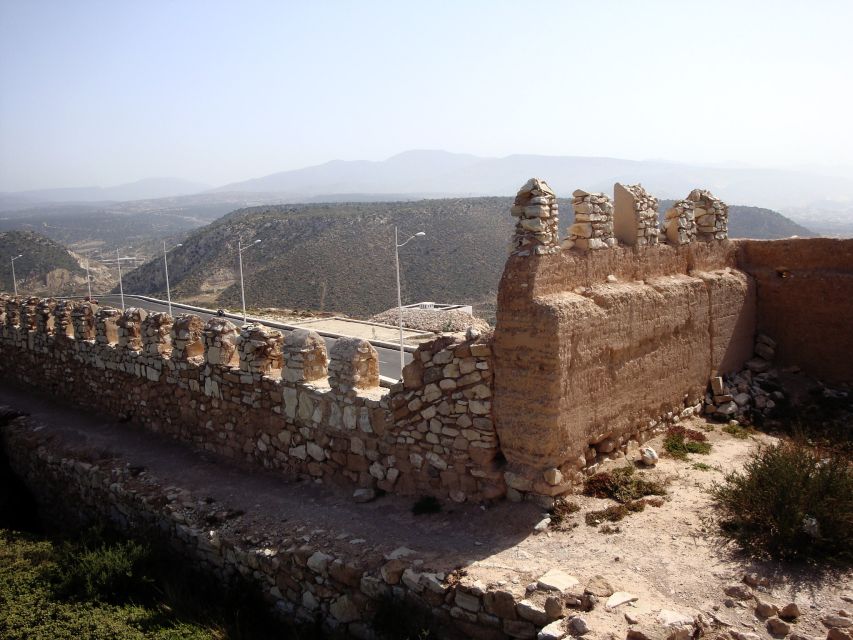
[{"xmin": 97, "ymin": 295, "xmax": 411, "ymax": 381}]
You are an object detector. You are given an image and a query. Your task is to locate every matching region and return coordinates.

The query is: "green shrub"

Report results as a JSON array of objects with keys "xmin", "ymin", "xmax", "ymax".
[
  {"xmin": 585, "ymin": 496, "xmax": 664, "ymax": 526},
  {"xmin": 54, "ymin": 534, "xmax": 152, "ymax": 603},
  {"xmin": 549, "ymin": 499, "xmax": 580, "ymax": 528},
  {"xmin": 723, "ymin": 423, "xmax": 754, "ymax": 439},
  {"xmin": 664, "ymin": 426, "xmax": 712, "ymax": 459},
  {"xmin": 583, "ymin": 466, "xmax": 666, "ymax": 503},
  {"xmin": 711, "ymin": 441, "xmax": 853, "ymax": 562}
]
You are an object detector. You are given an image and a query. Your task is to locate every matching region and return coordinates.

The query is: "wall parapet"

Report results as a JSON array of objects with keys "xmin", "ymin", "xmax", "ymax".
[{"xmin": 0, "ymin": 296, "xmax": 501, "ymax": 504}]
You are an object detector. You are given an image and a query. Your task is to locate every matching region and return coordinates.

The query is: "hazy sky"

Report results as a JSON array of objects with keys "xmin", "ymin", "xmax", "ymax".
[{"xmin": 1, "ymin": 0, "xmax": 852, "ymax": 191}]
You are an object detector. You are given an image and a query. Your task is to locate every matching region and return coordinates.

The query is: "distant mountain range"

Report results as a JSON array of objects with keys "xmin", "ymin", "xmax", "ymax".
[
  {"xmin": 3, "ymin": 150, "xmax": 852, "ymax": 213},
  {"xmin": 0, "ymin": 177, "xmax": 210, "ymax": 210}
]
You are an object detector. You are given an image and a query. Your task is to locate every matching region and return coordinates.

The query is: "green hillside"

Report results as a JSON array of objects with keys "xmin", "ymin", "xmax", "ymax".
[
  {"xmin": 0, "ymin": 230, "xmax": 84, "ymax": 294},
  {"xmin": 119, "ymin": 197, "xmax": 815, "ymax": 319}
]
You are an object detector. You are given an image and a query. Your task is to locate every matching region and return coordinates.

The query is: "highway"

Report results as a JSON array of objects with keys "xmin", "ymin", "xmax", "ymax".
[{"xmin": 96, "ymin": 295, "xmax": 411, "ymax": 382}]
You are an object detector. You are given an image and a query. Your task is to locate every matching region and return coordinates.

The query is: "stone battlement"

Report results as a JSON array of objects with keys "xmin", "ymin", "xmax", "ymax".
[
  {"xmin": 2, "ymin": 179, "xmax": 852, "ymax": 508},
  {"xmin": 0, "ymin": 296, "xmax": 500, "ymax": 503}
]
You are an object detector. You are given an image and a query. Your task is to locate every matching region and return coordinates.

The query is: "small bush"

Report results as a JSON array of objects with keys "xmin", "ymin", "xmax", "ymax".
[
  {"xmin": 54, "ymin": 534, "xmax": 152, "ymax": 602},
  {"xmin": 692, "ymin": 462, "xmax": 714, "ymax": 472},
  {"xmin": 723, "ymin": 423, "xmax": 754, "ymax": 439},
  {"xmin": 664, "ymin": 426, "xmax": 712, "ymax": 459},
  {"xmin": 711, "ymin": 440, "xmax": 853, "ymax": 562},
  {"xmin": 584, "ymin": 466, "xmax": 666, "ymax": 503},
  {"xmin": 549, "ymin": 499, "xmax": 580, "ymax": 528},
  {"xmin": 411, "ymin": 496, "xmax": 441, "ymax": 515},
  {"xmin": 585, "ymin": 496, "xmax": 663, "ymax": 526}
]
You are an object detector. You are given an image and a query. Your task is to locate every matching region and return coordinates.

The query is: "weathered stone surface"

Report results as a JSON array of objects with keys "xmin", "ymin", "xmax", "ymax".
[{"xmin": 537, "ymin": 569, "xmax": 579, "ymax": 593}]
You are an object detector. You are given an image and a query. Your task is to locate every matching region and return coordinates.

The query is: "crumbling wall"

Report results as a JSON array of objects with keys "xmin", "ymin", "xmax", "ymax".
[
  {"xmin": 738, "ymin": 238, "xmax": 853, "ymax": 383},
  {"xmin": 493, "ymin": 178, "xmax": 753, "ymax": 502},
  {"xmin": 0, "ymin": 299, "xmax": 500, "ymax": 503}
]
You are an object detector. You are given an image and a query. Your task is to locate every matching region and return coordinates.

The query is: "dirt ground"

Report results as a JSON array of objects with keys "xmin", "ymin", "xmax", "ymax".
[{"xmin": 1, "ymin": 384, "xmax": 849, "ymax": 639}]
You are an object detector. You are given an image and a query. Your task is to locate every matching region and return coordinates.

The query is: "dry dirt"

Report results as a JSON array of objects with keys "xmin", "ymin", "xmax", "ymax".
[{"xmin": 1, "ymin": 384, "xmax": 849, "ymax": 639}]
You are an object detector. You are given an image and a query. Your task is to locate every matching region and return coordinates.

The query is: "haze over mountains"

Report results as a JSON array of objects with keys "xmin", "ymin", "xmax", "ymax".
[{"xmin": 4, "ymin": 151, "xmax": 852, "ymax": 215}]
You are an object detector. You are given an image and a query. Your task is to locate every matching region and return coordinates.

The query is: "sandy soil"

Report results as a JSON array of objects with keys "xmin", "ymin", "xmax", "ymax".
[{"xmin": 1, "ymin": 384, "xmax": 849, "ymax": 639}]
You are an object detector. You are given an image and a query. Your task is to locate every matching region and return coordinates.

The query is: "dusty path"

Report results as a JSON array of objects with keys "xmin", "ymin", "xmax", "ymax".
[{"xmin": 2, "ymin": 381, "xmax": 850, "ymax": 639}]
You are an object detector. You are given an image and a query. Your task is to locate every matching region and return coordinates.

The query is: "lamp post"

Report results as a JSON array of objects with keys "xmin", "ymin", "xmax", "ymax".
[
  {"xmin": 163, "ymin": 240, "xmax": 183, "ymax": 316},
  {"xmin": 10, "ymin": 254, "xmax": 23, "ymax": 297},
  {"xmin": 394, "ymin": 227, "xmax": 425, "ymax": 377},
  {"xmin": 116, "ymin": 248, "xmax": 125, "ymax": 311},
  {"xmin": 85, "ymin": 257, "xmax": 93, "ymax": 301},
  {"xmin": 238, "ymin": 238, "xmax": 261, "ymax": 323}
]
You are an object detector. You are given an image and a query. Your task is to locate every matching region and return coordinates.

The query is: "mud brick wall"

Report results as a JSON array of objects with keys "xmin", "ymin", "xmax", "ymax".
[
  {"xmin": 0, "ymin": 303, "xmax": 501, "ymax": 503},
  {"xmin": 493, "ymin": 241, "xmax": 756, "ymax": 499},
  {"xmin": 738, "ymin": 238, "xmax": 853, "ymax": 383}
]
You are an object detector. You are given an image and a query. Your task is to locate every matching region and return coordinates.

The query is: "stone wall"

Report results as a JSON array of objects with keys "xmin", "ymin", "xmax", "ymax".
[
  {"xmin": 0, "ymin": 302, "xmax": 501, "ymax": 503},
  {"xmin": 1, "ymin": 414, "xmax": 559, "ymax": 640}
]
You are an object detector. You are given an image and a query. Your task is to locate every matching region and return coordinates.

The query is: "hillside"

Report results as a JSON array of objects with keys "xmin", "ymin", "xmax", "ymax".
[
  {"xmin": 0, "ymin": 230, "xmax": 88, "ymax": 295},
  {"xmin": 119, "ymin": 197, "xmax": 814, "ymax": 319}
]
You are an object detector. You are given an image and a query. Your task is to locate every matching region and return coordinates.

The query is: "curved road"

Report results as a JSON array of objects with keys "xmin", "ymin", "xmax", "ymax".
[{"xmin": 97, "ymin": 294, "xmax": 411, "ymax": 381}]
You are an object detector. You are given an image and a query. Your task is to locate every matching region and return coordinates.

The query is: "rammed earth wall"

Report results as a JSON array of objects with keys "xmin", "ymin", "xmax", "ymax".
[
  {"xmin": 0, "ymin": 303, "xmax": 502, "ymax": 503},
  {"xmin": 493, "ymin": 241, "xmax": 756, "ymax": 497}
]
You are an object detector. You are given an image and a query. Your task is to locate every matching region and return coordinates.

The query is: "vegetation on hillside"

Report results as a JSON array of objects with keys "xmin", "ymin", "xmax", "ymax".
[
  {"xmin": 119, "ymin": 197, "xmax": 813, "ymax": 319},
  {"xmin": 0, "ymin": 526, "xmax": 296, "ymax": 640},
  {"xmin": 0, "ymin": 230, "xmax": 84, "ymax": 293}
]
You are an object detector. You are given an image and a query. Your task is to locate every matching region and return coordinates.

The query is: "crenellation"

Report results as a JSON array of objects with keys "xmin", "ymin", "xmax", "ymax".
[
  {"xmin": 509, "ymin": 178, "xmax": 559, "ymax": 256},
  {"xmin": 117, "ymin": 307, "xmax": 147, "ymax": 351},
  {"xmin": 19, "ymin": 296, "xmax": 40, "ymax": 331},
  {"xmin": 282, "ymin": 328, "xmax": 328, "ymax": 383},
  {"xmin": 663, "ymin": 199, "xmax": 696, "ymax": 245},
  {"xmin": 564, "ymin": 189, "xmax": 615, "ymax": 251},
  {"xmin": 141, "ymin": 312, "xmax": 173, "ymax": 356},
  {"xmin": 688, "ymin": 188, "xmax": 728, "ymax": 241},
  {"xmin": 95, "ymin": 307, "xmax": 121, "ymax": 345},
  {"xmin": 237, "ymin": 322, "xmax": 284, "ymax": 375},
  {"xmin": 203, "ymin": 317, "xmax": 239, "ymax": 367},
  {"xmin": 4, "ymin": 296, "xmax": 21, "ymax": 328},
  {"xmin": 35, "ymin": 298, "xmax": 57, "ymax": 335},
  {"xmin": 170, "ymin": 314, "xmax": 205, "ymax": 362},
  {"xmin": 613, "ymin": 182, "xmax": 659, "ymax": 247},
  {"xmin": 53, "ymin": 299, "xmax": 76, "ymax": 338},
  {"xmin": 72, "ymin": 301, "xmax": 98, "ymax": 341},
  {"xmin": 328, "ymin": 337, "xmax": 380, "ymax": 397}
]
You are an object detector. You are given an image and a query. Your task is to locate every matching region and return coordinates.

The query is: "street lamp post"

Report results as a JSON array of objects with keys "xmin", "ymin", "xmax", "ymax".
[
  {"xmin": 394, "ymin": 227, "xmax": 425, "ymax": 377},
  {"xmin": 163, "ymin": 241, "xmax": 183, "ymax": 316},
  {"xmin": 85, "ymin": 257, "xmax": 93, "ymax": 300},
  {"xmin": 116, "ymin": 249, "xmax": 125, "ymax": 311},
  {"xmin": 10, "ymin": 254, "xmax": 23, "ymax": 297},
  {"xmin": 238, "ymin": 239, "xmax": 261, "ymax": 323}
]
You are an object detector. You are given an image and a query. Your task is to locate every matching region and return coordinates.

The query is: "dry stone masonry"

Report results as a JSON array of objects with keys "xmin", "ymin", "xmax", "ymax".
[
  {"xmin": 0, "ymin": 295, "xmax": 501, "ymax": 504},
  {"xmin": 564, "ymin": 189, "xmax": 615, "ymax": 251},
  {"xmin": 509, "ymin": 178, "xmax": 560, "ymax": 256},
  {"xmin": 613, "ymin": 183, "xmax": 659, "ymax": 247},
  {"xmin": 688, "ymin": 188, "xmax": 729, "ymax": 242},
  {"xmin": 663, "ymin": 199, "xmax": 697, "ymax": 245}
]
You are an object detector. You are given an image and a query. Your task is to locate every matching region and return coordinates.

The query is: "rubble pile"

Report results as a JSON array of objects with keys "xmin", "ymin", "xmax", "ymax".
[{"xmin": 705, "ymin": 334, "xmax": 785, "ymax": 420}]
